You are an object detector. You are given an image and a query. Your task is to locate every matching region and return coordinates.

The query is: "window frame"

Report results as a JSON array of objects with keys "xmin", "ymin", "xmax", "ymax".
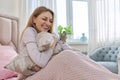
[{"xmin": 66, "ymin": 0, "xmax": 89, "ymax": 44}]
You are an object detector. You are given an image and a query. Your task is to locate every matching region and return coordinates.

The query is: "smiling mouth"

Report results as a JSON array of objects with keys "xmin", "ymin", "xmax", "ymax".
[{"xmin": 42, "ymin": 26, "xmax": 50, "ymax": 31}]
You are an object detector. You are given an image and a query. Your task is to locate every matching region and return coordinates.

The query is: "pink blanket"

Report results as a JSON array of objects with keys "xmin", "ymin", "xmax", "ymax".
[
  {"xmin": 26, "ymin": 50, "xmax": 120, "ymax": 80},
  {"xmin": 0, "ymin": 46, "xmax": 18, "ymax": 80}
]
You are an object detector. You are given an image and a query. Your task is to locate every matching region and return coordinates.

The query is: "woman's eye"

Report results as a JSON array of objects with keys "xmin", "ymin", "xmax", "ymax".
[
  {"xmin": 42, "ymin": 18, "xmax": 47, "ymax": 21},
  {"xmin": 42, "ymin": 18, "xmax": 53, "ymax": 23},
  {"xmin": 49, "ymin": 20, "xmax": 53, "ymax": 23}
]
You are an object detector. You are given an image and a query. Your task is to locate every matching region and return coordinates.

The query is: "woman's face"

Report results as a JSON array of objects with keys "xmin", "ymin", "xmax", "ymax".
[{"xmin": 33, "ymin": 11, "xmax": 53, "ymax": 32}]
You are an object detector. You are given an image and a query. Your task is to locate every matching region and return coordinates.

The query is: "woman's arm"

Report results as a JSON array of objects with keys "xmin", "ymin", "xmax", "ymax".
[
  {"xmin": 58, "ymin": 40, "xmax": 82, "ymax": 52},
  {"xmin": 22, "ymin": 27, "xmax": 54, "ymax": 68}
]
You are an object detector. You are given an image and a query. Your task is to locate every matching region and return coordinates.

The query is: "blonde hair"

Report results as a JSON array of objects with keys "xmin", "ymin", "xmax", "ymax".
[{"xmin": 20, "ymin": 6, "xmax": 54, "ymax": 41}]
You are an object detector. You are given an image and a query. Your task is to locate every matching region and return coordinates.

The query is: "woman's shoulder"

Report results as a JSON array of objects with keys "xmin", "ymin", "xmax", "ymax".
[
  {"xmin": 24, "ymin": 27, "xmax": 37, "ymax": 35},
  {"xmin": 21, "ymin": 27, "xmax": 37, "ymax": 43},
  {"xmin": 25, "ymin": 27, "xmax": 37, "ymax": 32}
]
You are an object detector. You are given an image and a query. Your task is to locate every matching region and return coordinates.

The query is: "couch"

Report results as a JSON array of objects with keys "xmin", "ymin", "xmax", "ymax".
[{"xmin": 88, "ymin": 45, "xmax": 120, "ymax": 74}]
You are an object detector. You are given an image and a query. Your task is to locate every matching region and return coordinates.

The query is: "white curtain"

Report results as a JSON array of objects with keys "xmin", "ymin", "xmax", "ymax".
[
  {"xmin": 25, "ymin": 0, "xmax": 57, "ymax": 20},
  {"xmin": 17, "ymin": 0, "xmax": 27, "ymax": 36},
  {"xmin": 88, "ymin": 0, "xmax": 120, "ymax": 50}
]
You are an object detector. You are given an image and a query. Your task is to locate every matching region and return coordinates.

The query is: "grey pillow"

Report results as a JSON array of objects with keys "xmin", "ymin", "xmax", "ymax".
[{"xmin": 36, "ymin": 32, "xmax": 54, "ymax": 52}]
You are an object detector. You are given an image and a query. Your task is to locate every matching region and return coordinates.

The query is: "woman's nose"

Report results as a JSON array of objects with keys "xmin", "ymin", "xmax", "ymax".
[{"xmin": 46, "ymin": 20, "xmax": 51, "ymax": 25}]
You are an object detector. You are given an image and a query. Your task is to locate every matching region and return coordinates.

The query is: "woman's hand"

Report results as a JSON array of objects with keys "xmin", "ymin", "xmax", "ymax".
[{"xmin": 28, "ymin": 65, "xmax": 41, "ymax": 72}]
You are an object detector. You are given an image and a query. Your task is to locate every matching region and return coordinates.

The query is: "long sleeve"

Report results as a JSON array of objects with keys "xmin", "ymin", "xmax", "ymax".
[
  {"xmin": 62, "ymin": 42, "xmax": 82, "ymax": 52},
  {"xmin": 62, "ymin": 43, "xmax": 72, "ymax": 50},
  {"xmin": 22, "ymin": 27, "xmax": 53, "ymax": 68}
]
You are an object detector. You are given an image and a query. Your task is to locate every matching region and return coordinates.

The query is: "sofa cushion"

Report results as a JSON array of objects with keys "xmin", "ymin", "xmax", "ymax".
[{"xmin": 97, "ymin": 61, "xmax": 118, "ymax": 74}]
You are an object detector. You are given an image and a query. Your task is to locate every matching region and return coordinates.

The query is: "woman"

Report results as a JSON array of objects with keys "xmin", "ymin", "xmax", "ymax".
[
  {"xmin": 20, "ymin": 6, "xmax": 120, "ymax": 80},
  {"xmin": 19, "ymin": 6, "xmax": 60, "ymax": 79}
]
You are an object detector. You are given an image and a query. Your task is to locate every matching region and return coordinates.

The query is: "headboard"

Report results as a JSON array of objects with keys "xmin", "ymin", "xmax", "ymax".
[{"xmin": 0, "ymin": 14, "xmax": 19, "ymax": 53}]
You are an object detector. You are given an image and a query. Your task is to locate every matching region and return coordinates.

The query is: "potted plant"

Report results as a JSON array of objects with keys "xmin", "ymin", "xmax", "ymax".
[{"xmin": 58, "ymin": 25, "xmax": 73, "ymax": 42}]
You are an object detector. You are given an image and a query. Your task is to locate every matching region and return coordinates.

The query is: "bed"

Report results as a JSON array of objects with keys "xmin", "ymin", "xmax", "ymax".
[
  {"xmin": 0, "ymin": 14, "xmax": 19, "ymax": 80},
  {"xmin": 0, "ymin": 14, "xmax": 120, "ymax": 80}
]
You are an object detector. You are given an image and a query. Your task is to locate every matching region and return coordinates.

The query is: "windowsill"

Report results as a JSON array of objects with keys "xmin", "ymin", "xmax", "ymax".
[{"xmin": 66, "ymin": 39, "xmax": 88, "ymax": 45}]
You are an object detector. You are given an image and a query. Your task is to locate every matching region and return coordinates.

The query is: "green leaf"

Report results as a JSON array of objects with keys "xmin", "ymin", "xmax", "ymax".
[
  {"xmin": 64, "ymin": 25, "xmax": 73, "ymax": 35},
  {"xmin": 58, "ymin": 25, "xmax": 63, "ymax": 35},
  {"xmin": 57, "ymin": 24, "xmax": 73, "ymax": 35}
]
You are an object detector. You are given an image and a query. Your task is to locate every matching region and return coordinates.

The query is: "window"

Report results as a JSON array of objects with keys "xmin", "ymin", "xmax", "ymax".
[{"xmin": 56, "ymin": 0, "xmax": 89, "ymax": 40}]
